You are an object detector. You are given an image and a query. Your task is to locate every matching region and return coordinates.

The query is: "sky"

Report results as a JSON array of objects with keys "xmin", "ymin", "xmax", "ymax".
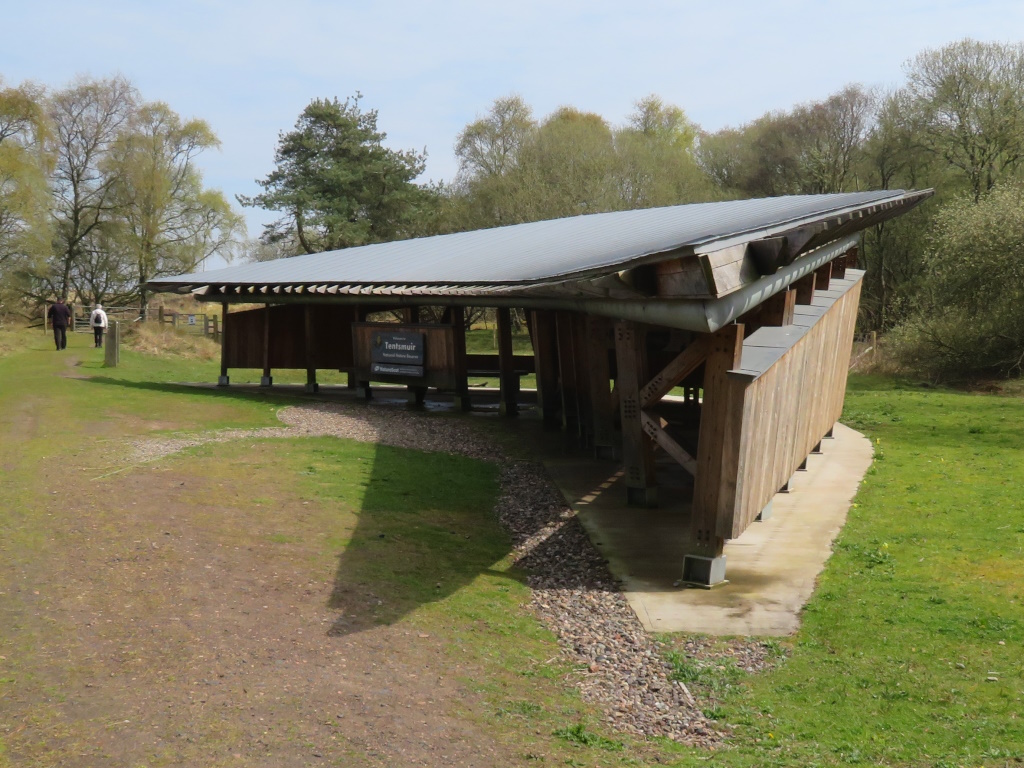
[{"xmin": 3, "ymin": 0, "xmax": 1023, "ymax": 249}]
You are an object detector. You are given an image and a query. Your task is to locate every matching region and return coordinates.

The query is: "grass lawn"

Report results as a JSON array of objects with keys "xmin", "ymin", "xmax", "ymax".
[
  {"xmin": 0, "ymin": 327, "xmax": 1022, "ymax": 766},
  {"xmin": 658, "ymin": 375, "xmax": 1024, "ymax": 767}
]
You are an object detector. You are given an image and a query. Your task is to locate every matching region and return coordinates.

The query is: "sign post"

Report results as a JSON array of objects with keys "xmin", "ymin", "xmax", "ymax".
[{"xmin": 104, "ymin": 321, "xmax": 120, "ymax": 367}]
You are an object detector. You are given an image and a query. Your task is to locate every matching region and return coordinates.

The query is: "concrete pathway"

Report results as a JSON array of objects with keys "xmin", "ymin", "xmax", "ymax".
[{"xmin": 548, "ymin": 423, "xmax": 873, "ymax": 636}]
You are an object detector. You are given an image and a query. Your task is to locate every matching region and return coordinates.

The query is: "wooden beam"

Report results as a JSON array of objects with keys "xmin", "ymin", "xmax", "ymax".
[
  {"xmin": 690, "ymin": 323, "xmax": 745, "ymax": 557},
  {"xmin": 845, "ymin": 246, "xmax": 859, "ymax": 270},
  {"xmin": 793, "ymin": 272, "xmax": 816, "ymax": 305},
  {"xmin": 640, "ymin": 335, "xmax": 709, "ymax": 408},
  {"xmin": 586, "ymin": 315, "xmax": 616, "ymax": 458},
  {"xmin": 218, "ymin": 301, "xmax": 230, "ymax": 386},
  {"xmin": 759, "ymin": 289, "xmax": 796, "ymax": 326},
  {"xmin": 261, "ymin": 306, "xmax": 272, "ymax": 386},
  {"xmin": 614, "ymin": 320, "xmax": 656, "ymax": 506},
  {"xmin": 451, "ymin": 306, "xmax": 469, "ymax": 410},
  {"xmin": 531, "ymin": 310, "xmax": 561, "ymax": 428},
  {"xmin": 496, "ymin": 307, "xmax": 519, "ymax": 417},
  {"xmin": 571, "ymin": 314, "xmax": 594, "ymax": 445},
  {"xmin": 655, "ymin": 257, "xmax": 711, "ymax": 297},
  {"xmin": 641, "ymin": 412, "xmax": 697, "ymax": 475},
  {"xmin": 304, "ymin": 304, "xmax": 318, "ymax": 393},
  {"xmin": 814, "ymin": 262, "xmax": 832, "ymax": 292},
  {"xmin": 556, "ymin": 312, "xmax": 581, "ymax": 434}
]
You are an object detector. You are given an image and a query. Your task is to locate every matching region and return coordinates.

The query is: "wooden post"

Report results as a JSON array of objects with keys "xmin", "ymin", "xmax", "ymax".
[
  {"xmin": 260, "ymin": 306, "xmax": 272, "ymax": 387},
  {"xmin": 158, "ymin": 306, "xmax": 165, "ymax": 325},
  {"xmin": 103, "ymin": 321, "xmax": 119, "ymax": 367},
  {"xmin": 614, "ymin": 320, "xmax": 656, "ymax": 506},
  {"xmin": 586, "ymin": 315, "xmax": 616, "ymax": 458},
  {"xmin": 793, "ymin": 273, "xmax": 816, "ymax": 305},
  {"xmin": 556, "ymin": 312, "xmax": 581, "ymax": 435},
  {"xmin": 571, "ymin": 315, "xmax": 595, "ymax": 446},
  {"xmin": 685, "ymin": 322, "xmax": 745, "ymax": 585},
  {"xmin": 814, "ymin": 262, "xmax": 832, "ymax": 292},
  {"xmin": 452, "ymin": 306, "xmax": 470, "ymax": 411},
  {"xmin": 304, "ymin": 304, "xmax": 318, "ymax": 393},
  {"xmin": 70, "ymin": 305, "xmax": 76, "ymax": 333},
  {"xmin": 43, "ymin": 304, "xmax": 48, "ymax": 333},
  {"xmin": 496, "ymin": 306, "xmax": 519, "ymax": 417},
  {"xmin": 531, "ymin": 310, "xmax": 561, "ymax": 429},
  {"xmin": 218, "ymin": 302, "xmax": 230, "ymax": 386},
  {"xmin": 760, "ymin": 289, "xmax": 796, "ymax": 326}
]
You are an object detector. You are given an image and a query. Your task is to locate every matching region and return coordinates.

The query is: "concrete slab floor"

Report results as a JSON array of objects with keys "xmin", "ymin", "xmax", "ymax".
[{"xmin": 547, "ymin": 423, "xmax": 873, "ymax": 637}]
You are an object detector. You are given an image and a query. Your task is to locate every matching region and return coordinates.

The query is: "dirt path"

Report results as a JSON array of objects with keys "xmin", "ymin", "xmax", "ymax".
[{"xmin": 0, "ymin": 354, "xmax": 524, "ymax": 767}]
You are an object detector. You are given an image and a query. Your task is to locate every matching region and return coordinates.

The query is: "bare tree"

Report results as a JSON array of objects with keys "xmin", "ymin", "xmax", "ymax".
[{"xmin": 44, "ymin": 76, "xmax": 138, "ymax": 298}]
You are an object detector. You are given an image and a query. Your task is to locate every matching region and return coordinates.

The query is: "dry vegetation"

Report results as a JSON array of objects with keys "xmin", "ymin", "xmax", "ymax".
[{"xmin": 121, "ymin": 322, "xmax": 220, "ymax": 360}]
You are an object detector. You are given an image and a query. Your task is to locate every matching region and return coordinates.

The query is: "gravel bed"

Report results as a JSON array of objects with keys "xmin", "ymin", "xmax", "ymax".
[{"xmin": 125, "ymin": 399, "xmax": 757, "ymax": 746}]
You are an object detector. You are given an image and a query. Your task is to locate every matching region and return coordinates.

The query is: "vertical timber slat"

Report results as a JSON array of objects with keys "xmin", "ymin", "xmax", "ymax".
[
  {"xmin": 531, "ymin": 310, "xmax": 561, "ymax": 428},
  {"xmin": 496, "ymin": 307, "xmax": 519, "ymax": 417},
  {"xmin": 218, "ymin": 301, "xmax": 230, "ymax": 386},
  {"xmin": 614, "ymin": 320, "xmax": 656, "ymax": 506},
  {"xmin": 304, "ymin": 304, "xmax": 318, "ymax": 393},
  {"xmin": 686, "ymin": 322, "xmax": 744, "ymax": 583},
  {"xmin": 586, "ymin": 315, "xmax": 616, "ymax": 458}
]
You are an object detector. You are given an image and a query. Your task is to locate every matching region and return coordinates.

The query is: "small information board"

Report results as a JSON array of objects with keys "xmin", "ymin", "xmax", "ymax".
[{"xmin": 370, "ymin": 331, "xmax": 425, "ymax": 377}]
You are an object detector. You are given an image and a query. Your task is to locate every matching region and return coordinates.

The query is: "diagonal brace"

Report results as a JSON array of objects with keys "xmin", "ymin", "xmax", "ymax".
[
  {"xmin": 641, "ymin": 412, "xmax": 698, "ymax": 476},
  {"xmin": 640, "ymin": 335, "xmax": 709, "ymax": 408}
]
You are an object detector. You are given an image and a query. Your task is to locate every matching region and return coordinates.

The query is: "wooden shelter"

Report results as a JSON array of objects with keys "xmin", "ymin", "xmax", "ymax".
[{"xmin": 149, "ymin": 190, "xmax": 931, "ymax": 585}]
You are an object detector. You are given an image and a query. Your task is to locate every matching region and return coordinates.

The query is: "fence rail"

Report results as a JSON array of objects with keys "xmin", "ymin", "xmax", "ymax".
[{"xmin": 34, "ymin": 303, "xmax": 221, "ymax": 341}]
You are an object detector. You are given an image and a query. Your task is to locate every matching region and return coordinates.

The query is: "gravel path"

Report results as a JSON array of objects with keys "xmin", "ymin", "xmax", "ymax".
[{"xmin": 125, "ymin": 399, "xmax": 769, "ymax": 746}]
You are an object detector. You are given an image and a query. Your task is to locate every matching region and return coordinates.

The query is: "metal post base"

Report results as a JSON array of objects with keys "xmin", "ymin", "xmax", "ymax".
[
  {"xmin": 756, "ymin": 500, "xmax": 773, "ymax": 522},
  {"xmin": 595, "ymin": 444, "xmax": 618, "ymax": 461},
  {"xmin": 304, "ymin": 382, "xmax": 319, "ymax": 394},
  {"xmin": 682, "ymin": 554, "xmax": 728, "ymax": 588},
  {"xmin": 217, "ymin": 375, "xmax": 230, "ymax": 387},
  {"xmin": 260, "ymin": 376, "xmax": 273, "ymax": 387}
]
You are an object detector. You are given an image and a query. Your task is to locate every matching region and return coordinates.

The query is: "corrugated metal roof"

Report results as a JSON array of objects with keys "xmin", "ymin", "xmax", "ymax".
[{"xmin": 151, "ymin": 190, "xmax": 929, "ymax": 290}]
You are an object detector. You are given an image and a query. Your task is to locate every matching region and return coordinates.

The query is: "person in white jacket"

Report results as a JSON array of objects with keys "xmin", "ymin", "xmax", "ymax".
[{"xmin": 90, "ymin": 304, "xmax": 108, "ymax": 348}]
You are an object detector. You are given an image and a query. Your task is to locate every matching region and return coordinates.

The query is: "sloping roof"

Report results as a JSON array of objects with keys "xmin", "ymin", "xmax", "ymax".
[{"xmin": 150, "ymin": 190, "xmax": 930, "ymax": 296}]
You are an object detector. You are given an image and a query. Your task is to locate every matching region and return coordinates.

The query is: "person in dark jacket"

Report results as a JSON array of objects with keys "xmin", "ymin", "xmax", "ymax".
[{"xmin": 47, "ymin": 298, "xmax": 72, "ymax": 351}]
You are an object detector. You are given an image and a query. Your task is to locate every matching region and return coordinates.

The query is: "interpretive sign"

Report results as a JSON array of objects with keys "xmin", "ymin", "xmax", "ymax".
[{"xmin": 370, "ymin": 331, "xmax": 425, "ymax": 377}]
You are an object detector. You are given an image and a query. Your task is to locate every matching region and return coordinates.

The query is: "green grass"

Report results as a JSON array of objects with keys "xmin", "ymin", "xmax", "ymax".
[
  {"xmin": 0, "ymin": 328, "xmax": 635, "ymax": 766},
  {"xmin": 658, "ymin": 374, "xmax": 1024, "ymax": 766},
  {"xmin": 3, "ymin": 329, "xmax": 1024, "ymax": 766}
]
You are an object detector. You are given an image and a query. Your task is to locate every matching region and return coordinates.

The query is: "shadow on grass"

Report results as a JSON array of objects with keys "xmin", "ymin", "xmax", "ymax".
[
  {"xmin": 324, "ymin": 440, "xmax": 520, "ymax": 636},
  {"xmin": 80, "ymin": 375, "xmax": 323, "ymax": 408},
  {"xmin": 81, "ymin": 374, "xmax": 613, "ymax": 636}
]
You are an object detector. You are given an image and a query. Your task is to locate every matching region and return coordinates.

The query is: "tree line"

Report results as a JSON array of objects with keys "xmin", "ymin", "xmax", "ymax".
[
  {"xmin": 0, "ymin": 75, "xmax": 242, "ymax": 317},
  {"xmin": 4, "ymin": 39, "xmax": 1023, "ymax": 379}
]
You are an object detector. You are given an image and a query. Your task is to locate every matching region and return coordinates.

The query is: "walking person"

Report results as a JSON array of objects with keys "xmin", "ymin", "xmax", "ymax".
[
  {"xmin": 90, "ymin": 304, "xmax": 108, "ymax": 348},
  {"xmin": 47, "ymin": 297, "xmax": 72, "ymax": 351}
]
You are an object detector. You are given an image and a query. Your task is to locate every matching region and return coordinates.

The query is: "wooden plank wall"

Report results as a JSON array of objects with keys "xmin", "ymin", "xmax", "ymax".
[
  {"xmin": 223, "ymin": 305, "xmax": 356, "ymax": 369},
  {"xmin": 718, "ymin": 280, "xmax": 863, "ymax": 539}
]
